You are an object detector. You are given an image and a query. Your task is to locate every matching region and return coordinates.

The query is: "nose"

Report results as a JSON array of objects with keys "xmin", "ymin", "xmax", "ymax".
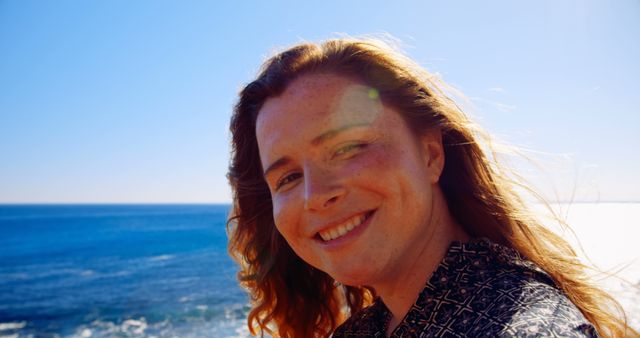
[{"xmin": 303, "ymin": 164, "xmax": 346, "ymax": 211}]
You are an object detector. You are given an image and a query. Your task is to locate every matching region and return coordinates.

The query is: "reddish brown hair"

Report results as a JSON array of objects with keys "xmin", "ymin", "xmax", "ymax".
[{"xmin": 227, "ymin": 38, "xmax": 636, "ymax": 337}]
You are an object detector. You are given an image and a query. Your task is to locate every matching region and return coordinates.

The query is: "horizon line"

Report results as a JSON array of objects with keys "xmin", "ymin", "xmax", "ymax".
[{"xmin": 1, "ymin": 200, "xmax": 639, "ymax": 205}]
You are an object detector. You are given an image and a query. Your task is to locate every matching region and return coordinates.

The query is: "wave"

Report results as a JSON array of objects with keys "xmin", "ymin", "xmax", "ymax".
[
  {"xmin": 0, "ymin": 322, "xmax": 26, "ymax": 331},
  {"xmin": 148, "ymin": 254, "xmax": 175, "ymax": 262},
  {"xmin": 63, "ymin": 304, "xmax": 252, "ymax": 338},
  {"xmin": 0, "ymin": 267, "xmax": 131, "ymax": 284},
  {"xmin": 2, "ymin": 302, "xmax": 253, "ymax": 337},
  {"xmin": 65, "ymin": 318, "xmax": 251, "ymax": 338}
]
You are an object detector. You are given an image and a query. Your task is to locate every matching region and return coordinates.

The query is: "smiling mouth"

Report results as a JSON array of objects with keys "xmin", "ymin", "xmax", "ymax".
[{"xmin": 317, "ymin": 211, "xmax": 374, "ymax": 242}]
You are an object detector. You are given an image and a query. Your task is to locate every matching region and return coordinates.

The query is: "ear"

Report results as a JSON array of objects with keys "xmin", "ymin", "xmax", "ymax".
[{"xmin": 420, "ymin": 130, "xmax": 445, "ymax": 184}]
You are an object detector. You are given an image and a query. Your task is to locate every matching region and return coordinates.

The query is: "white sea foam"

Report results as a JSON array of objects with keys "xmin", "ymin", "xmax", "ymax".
[
  {"xmin": 0, "ymin": 322, "xmax": 26, "ymax": 331},
  {"xmin": 121, "ymin": 318, "xmax": 147, "ymax": 335},
  {"xmin": 178, "ymin": 296, "xmax": 192, "ymax": 302},
  {"xmin": 0, "ymin": 334, "xmax": 19, "ymax": 338},
  {"xmin": 149, "ymin": 255, "xmax": 175, "ymax": 262},
  {"xmin": 66, "ymin": 313, "xmax": 252, "ymax": 338}
]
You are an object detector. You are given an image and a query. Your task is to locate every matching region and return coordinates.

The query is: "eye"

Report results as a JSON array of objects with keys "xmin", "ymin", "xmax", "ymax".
[
  {"xmin": 275, "ymin": 172, "xmax": 302, "ymax": 190},
  {"xmin": 334, "ymin": 143, "xmax": 368, "ymax": 158}
]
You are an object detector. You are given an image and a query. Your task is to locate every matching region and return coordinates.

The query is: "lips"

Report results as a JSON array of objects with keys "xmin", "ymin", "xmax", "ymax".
[{"xmin": 317, "ymin": 211, "xmax": 373, "ymax": 242}]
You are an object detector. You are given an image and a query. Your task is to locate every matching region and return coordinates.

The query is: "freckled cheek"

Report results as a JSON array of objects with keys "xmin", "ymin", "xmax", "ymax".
[
  {"xmin": 343, "ymin": 148, "xmax": 398, "ymax": 178},
  {"xmin": 271, "ymin": 194, "xmax": 301, "ymax": 239}
]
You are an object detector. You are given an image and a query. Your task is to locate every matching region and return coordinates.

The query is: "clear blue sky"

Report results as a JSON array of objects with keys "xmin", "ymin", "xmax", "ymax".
[{"xmin": 1, "ymin": 0, "xmax": 638, "ymax": 203}]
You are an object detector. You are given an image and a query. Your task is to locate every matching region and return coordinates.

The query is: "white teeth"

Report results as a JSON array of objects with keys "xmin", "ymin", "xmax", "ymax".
[
  {"xmin": 346, "ymin": 222, "xmax": 355, "ymax": 231},
  {"xmin": 318, "ymin": 213, "xmax": 367, "ymax": 242}
]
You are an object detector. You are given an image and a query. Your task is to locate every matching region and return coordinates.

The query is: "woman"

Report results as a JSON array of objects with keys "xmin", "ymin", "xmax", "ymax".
[{"xmin": 227, "ymin": 38, "xmax": 636, "ymax": 337}]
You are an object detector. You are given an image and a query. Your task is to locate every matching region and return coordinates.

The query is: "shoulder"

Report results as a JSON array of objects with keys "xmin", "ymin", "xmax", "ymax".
[
  {"xmin": 464, "ymin": 242, "xmax": 599, "ymax": 337},
  {"xmin": 443, "ymin": 240, "xmax": 599, "ymax": 337},
  {"xmin": 470, "ymin": 277, "xmax": 597, "ymax": 336}
]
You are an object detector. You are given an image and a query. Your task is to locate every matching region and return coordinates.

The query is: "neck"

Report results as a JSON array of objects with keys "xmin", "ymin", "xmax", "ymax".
[{"xmin": 374, "ymin": 189, "xmax": 469, "ymax": 336}]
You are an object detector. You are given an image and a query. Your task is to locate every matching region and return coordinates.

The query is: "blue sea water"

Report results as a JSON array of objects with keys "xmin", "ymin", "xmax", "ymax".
[
  {"xmin": 2, "ymin": 203, "xmax": 638, "ymax": 337},
  {"xmin": 0, "ymin": 204, "xmax": 250, "ymax": 338}
]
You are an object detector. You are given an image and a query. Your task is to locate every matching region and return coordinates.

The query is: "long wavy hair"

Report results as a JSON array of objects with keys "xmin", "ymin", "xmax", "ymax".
[{"xmin": 227, "ymin": 38, "xmax": 636, "ymax": 337}]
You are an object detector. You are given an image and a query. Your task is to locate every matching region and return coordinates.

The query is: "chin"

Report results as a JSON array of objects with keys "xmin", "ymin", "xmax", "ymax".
[{"xmin": 329, "ymin": 266, "xmax": 380, "ymax": 287}]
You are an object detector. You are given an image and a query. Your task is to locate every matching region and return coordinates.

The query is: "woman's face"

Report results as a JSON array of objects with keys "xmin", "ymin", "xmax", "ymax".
[{"xmin": 256, "ymin": 73, "xmax": 443, "ymax": 286}]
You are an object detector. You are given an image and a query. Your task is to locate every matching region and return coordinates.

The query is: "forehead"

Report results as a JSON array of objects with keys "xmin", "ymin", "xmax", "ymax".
[{"xmin": 255, "ymin": 74, "xmax": 384, "ymax": 157}]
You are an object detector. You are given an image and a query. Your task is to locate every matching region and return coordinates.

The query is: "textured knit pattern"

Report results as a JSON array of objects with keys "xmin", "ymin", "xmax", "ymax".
[{"xmin": 333, "ymin": 239, "xmax": 598, "ymax": 337}]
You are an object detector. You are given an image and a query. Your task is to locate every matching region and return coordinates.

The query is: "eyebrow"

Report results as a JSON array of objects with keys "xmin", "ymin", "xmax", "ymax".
[
  {"xmin": 263, "ymin": 123, "xmax": 371, "ymax": 178},
  {"xmin": 263, "ymin": 157, "xmax": 292, "ymax": 179},
  {"xmin": 311, "ymin": 122, "xmax": 370, "ymax": 146}
]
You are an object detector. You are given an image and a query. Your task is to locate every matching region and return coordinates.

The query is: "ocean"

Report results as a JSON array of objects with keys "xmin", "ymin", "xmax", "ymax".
[
  {"xmin": 0, "ymin": 204, "xmax": 250, "ymax": 337},
  {"xmin": 1, "ymin": 203, "xmax": 638, "ymax": 337}
]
